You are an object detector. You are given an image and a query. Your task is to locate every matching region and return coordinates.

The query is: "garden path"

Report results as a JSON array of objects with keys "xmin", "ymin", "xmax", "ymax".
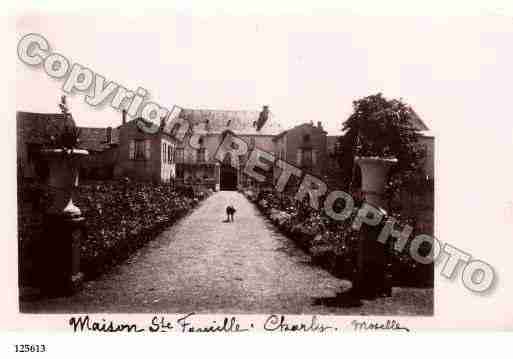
[{"xmin": 22, "ymin": 191, "xmax": 432, "ymax": 315}]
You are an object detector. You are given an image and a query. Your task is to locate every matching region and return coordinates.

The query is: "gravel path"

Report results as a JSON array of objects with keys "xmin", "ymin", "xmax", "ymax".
[{"xmin": 21, "ymin": 191, "xmax": 432, "ymax": 315}]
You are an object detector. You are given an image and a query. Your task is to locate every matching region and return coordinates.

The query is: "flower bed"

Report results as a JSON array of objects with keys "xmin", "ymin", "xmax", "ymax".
[
  {"xmin": 18, "ymin": 180, "xmax": 210, "ymax": 285},
  {"xmin": 244, "ymin": 188, "xmax": 433, "ymax": 287}
]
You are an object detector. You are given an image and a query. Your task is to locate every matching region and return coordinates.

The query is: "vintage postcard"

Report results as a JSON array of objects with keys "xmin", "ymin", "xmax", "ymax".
[{"xmin": 2, "ymin": 1, "xmax": 513, "ymax": 354}]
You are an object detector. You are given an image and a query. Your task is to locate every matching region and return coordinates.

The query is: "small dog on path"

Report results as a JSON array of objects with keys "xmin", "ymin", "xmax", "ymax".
[{"xmin": 226, "ymin": 205, "xmax": 236, "ymax": 222}]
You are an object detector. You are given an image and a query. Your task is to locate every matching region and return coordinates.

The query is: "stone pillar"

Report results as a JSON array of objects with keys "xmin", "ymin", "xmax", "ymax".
[
  {"xmin": 214, "ymin": 163, "xmax": 221, "ymax": 191},
  {"xmin": 355, "ymin": 156, "xmax": 397, "ymax": 299},
  {"xmin": 38, "ymin": 149, "xmax": 88, "ymax": 297}
]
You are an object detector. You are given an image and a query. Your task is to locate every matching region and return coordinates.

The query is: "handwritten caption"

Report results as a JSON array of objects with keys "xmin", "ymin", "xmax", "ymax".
[{"xmin": 68, "ymin": 313, "xmax": 410, "ymax": 333}]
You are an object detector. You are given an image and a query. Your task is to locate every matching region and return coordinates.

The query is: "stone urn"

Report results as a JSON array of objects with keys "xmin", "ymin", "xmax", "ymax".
[
  {"xmin": 354, "ymin": 156, "xmax": 397, "ymax": 299},
  {"xmin": 356, "ymin": 156, "xmax": 397, "ymax": 209},
  {"xmin": 41, "ymin": 149, "xmax": 89, "ymax": 217},
  {"xmin": 37, "ymin": 148, "xmax": 88, "ymax": 296}
]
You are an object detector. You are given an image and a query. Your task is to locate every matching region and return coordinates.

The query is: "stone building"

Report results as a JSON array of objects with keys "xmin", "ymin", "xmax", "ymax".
[
  {"xmin": 273, "ymin": 121, "xmax": 328, "ymax": 177},
  {"xmin": 111, "ymin": 110, "xmax": 177, "ymax": 183},
  {"xmin": 17, "ymin": 106, "xmax": 329, "ymax": 191},
  {"xmin": 162, "ymin": 106, "xmax": 282, "ymax": 190},
  {"xmin": 17, "ymin": 105, "xmax": 433, "ymax": 197}
]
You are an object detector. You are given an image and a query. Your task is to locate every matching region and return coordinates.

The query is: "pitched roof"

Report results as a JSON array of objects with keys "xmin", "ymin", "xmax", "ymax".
[
  {"xmin": 174, "ymin": 108, "xmax": 284, "ymax": 136},
  {"xmin": 77, "ymin": 127, "xmax": 119, "ymax": 152},
  {"xmin": 274, "ymin": 122, "xmax": 326, "ymax": 140},
  {"xmin": 17, "ymin": 111, "xmax": 118, "ymax": 152},
  {"xmin": 17, "ymin": 111, "xmax": 68, "ymax": 144},
  {"xmin": 408, "ymin": 108, "xmax": 429, "ymax": 131}
]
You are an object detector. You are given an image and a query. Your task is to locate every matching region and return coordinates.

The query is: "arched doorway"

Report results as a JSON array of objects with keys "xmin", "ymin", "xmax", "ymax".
[{"xmin": 220, "ymin": 164, "xmax": 238, "ymax": 190}]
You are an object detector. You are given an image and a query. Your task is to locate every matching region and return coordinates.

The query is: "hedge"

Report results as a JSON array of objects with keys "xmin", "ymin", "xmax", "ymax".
[
  {"xmin": 243, "ymin": 188, "xmax": 433, "ymax": 287},
  {"xmin": 18, "ymin": 179, "xmax": 211, "ymax": 286}
]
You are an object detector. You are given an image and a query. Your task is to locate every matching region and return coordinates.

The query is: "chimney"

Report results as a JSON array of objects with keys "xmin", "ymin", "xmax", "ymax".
[
  {"xmin": 317, "ymin": 121, "xmax": 323, "ymax": 130},
  {"xmin": 106, "ymin": 126, "xmax": 112, "ymax": 144},
  {"xmin": 256, "ymin": 105, "xmax": 269, "ymax": 131},
  {"xmin": 122, "ymin": 109, "xmax": 127, "ymax": 125}
]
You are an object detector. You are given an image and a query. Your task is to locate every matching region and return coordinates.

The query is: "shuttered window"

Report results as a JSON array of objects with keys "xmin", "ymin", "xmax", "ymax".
[
  {"xmin": 197, "ymin": 148, "xmax": 206, "ymax": 163},
  {"xmin": 296, "ymin": 148, "xmax": 302, "ymax": 166},
  {"xmin": 133, "ymin": 140, "xmax": 146, "ymax": 160},
  {"xmin": 302, "ymin": 149, "xmax": 312, "ymax": 167},
  {"xmin": 129, "ymin": 140, "xmax": 135, "ymax": 160},
  {"xmin": 144, "ymin": 139, "xmax": 151, "ymax": 160},
  {"xmin": 168, "ymin": 145, "xmax": 173, "ymax": 163}
]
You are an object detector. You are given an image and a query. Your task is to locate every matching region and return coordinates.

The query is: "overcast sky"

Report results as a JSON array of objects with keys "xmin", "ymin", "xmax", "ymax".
[{"xmin": 15, "ymin": 12, "xmax": 513, "ymax": 141}]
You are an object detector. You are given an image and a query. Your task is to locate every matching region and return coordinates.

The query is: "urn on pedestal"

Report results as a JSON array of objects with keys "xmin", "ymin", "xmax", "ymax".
[{"xmin": 354, "ymin": 156, "xmax": 397, "ymax": 299}]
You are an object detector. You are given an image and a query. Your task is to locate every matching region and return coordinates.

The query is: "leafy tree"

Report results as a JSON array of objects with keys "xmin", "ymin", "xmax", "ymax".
[{"xmin": 336, "ymin": 93, "xmax": 426, "ymax": 195}]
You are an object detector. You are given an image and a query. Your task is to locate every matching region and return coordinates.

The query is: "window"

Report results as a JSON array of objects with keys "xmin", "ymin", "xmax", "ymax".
[
  {"xmin": 297, "ymin": 148, "xmax": 317, "ymax": 168},
  {"xmin": 168, "ymin": 145, "xmax": 173, "ymax": 163},
  {"xmin": 162, "ymin": 142, "xmax": 175, "ymax": 164},
  {"xmin": 175, "ymin": 148, "xmax": 184, "ymax": 163},
  {"xmin": 129, "ymin": 139, "xmax": 150, "ymax": 160},
  {"xmin": 176, "ymin": 165, "xmax": 184, "ymax": 179},
  {"xmin": 303, "ymin": 149, "xmax": 313, "ymax": 167},
  {"xmin": 197, "ymin": 148, "xmax": 206, "ymax": 163}
]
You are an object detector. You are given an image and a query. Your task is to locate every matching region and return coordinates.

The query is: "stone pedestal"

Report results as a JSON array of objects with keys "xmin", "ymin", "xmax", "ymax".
[
  {"xmin": 37, "ymin": 149, "xmax": 88, "ymax": 297},
  {"xmin": 354, "ymin": 156, "xmax": 397, "ymax": 299}
]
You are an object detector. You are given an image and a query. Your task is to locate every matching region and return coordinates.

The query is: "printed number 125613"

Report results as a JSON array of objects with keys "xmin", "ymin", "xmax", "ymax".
[{"xmin": 14, "ymin": 345, "xmax": 47, "ymax": 353}]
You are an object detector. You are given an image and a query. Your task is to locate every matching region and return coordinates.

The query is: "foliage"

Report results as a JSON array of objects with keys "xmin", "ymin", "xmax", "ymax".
[
  {"xmin": 18, "ymin": 179, "xmax": 209, "ymax": 283},
  {"xmin": 336, "ymin": 93, "xmax": 426, "ymax": 194},
  {"xmin": 245, "ymin": 188, "xmax": 433, "ymax": 287},
  {"xmin": 48, "ymin": 95, "xmax": 81, "ymax": 149}
]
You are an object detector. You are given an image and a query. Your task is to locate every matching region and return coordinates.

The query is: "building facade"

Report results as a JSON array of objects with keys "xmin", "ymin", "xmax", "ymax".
[{"xmin": 17, "ymin": 106, "xmax": 433, "ymax": 194}]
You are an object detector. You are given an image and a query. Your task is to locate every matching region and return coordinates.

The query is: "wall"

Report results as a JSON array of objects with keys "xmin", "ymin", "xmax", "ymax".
[
  {"xmin": 80, "ymin": 147, "xmax": 119, "ymax": 180},
  {"xmin": 114, "ymin": 121, "xmax": 161, "ymax": 182},
  {"xmin": 419, "ymin": 135, "xmax": 435, "ymax": 179},
  {"xmin": 283, "ymin": 124, "xmax": 327, "ymax": 177}
]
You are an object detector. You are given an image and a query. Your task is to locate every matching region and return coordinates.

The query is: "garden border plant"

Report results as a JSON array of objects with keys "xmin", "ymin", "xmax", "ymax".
[
  {"xmin": 18, "ymin": 179, "xmax": 212, "ymax": 286},
  {"xmin": 243, "ymin": 188, "xmax": 432, "ymax": 288}
]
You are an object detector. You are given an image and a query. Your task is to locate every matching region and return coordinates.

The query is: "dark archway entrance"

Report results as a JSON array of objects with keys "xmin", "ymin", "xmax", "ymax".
[{"xmin": 220, "ymin": 164, "xmax": 238, "ymax": 190}]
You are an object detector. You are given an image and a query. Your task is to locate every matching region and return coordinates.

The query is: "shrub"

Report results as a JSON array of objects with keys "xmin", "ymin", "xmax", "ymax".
[
  {"xmin": 246, "ymin": 188, "xmax": 433, "ymax": 287},
  {"xmin": 18, "ymin": 179, "xmax": 209, "ymax": 284}
]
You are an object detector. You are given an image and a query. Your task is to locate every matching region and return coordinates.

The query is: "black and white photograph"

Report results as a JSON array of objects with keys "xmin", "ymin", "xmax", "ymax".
[
  {"xmin": 16, "ymin": 12, "xmax": 437, "ymax": 316},
  {"xmin": 3, "ymin": 1, "xmax": 513, "ymax": 343}
]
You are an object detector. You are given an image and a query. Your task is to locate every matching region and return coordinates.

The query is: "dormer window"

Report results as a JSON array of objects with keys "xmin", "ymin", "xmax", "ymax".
[{"xmin": 303, "ymin": 134, "xmax": 311, "ymax": 143}]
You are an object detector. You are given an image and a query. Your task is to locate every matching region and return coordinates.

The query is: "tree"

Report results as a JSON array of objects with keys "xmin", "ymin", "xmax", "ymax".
[{"xmin": 337, "ymin": 93, "xmax": 426, "ymax": 195}]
